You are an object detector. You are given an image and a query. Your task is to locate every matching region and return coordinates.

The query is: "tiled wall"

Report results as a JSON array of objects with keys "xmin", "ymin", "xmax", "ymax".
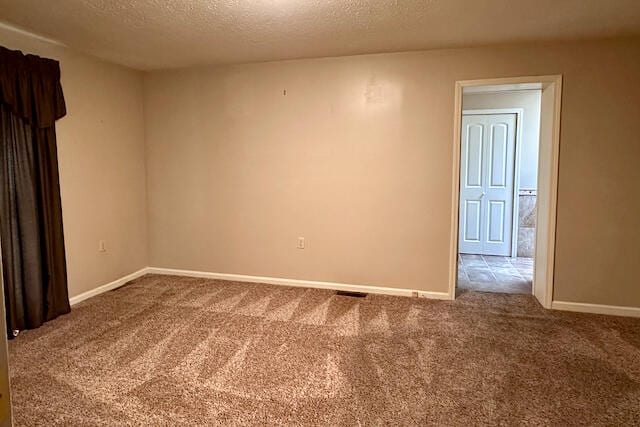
[{"xmin": 517, "ymin": 190, "xmax": 536, "ymax": 258}]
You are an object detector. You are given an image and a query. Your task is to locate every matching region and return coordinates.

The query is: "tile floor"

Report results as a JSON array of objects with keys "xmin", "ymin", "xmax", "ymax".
[{"xmin": 457, "ymin": 254, "xmax": 533, "ymax": 295}]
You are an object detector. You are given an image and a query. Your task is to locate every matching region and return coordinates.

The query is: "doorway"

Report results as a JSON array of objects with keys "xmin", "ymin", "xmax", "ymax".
[{"xmin": 448, "ymin": 76, "xmax": 562, "ymax": 308}]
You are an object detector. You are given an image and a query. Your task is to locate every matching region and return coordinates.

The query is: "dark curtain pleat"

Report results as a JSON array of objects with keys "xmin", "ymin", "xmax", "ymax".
[
  {"xmin": 34, "ymin": 126, "xmax": 69, "ymax": 321},
  {"xmin": 0, "ymin": 45, "xmax": 69, "ymax": 337},
  {"xmin": 0, "ymin": 105, "xmax": 46, "ymax": 330}
]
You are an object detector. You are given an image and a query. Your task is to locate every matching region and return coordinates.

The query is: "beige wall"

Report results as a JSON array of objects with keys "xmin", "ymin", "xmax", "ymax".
[
  {"xmin": 0, "ymin": 27, "xmax": 148, "ymax": 298},
  {"xmin": 145, "ymin": 38, "xmax": 640, "ymax": 306},
  {"xmin": 463, "ymin": 90, "xmax": 541, "ymax": 190}
]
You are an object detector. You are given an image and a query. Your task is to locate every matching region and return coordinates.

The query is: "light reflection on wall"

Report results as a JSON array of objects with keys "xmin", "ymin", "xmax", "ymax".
[{"xmin": 360, "ymin": 75, "xmax": 404, "ymax": 113}]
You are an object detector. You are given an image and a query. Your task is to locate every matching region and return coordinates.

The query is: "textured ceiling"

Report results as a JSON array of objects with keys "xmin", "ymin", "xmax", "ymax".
[{"xmin": 1, "ymin": 0, "xmax": 640, "ymax": 70}]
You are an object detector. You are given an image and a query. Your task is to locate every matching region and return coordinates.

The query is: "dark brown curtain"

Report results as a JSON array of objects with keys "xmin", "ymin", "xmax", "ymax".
[{"xmin": 0, "ymin": 46, "xmax": 69, "ymax": 337}]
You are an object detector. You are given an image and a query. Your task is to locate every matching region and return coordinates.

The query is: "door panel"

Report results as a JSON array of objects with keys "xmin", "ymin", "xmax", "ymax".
[
  {"xmin": 464, "ymin": 200, "xmax": 481, "ymax": 242},
  {"xmin": 459, "ymin": 113, "xmax": 516, "ymax": 256},
  {"xmin": 459, "ymin": 120, "xmax": 485, "ymax": 254},
  {"xmin": 487, "ymin": 200, "xmax": 505, "ymax": 243},
  {"xmin": 465, "ymin": 124, "xmax": 483, "ymax": 188},
  {"xmin": 489, "ymin": 124, "xmax": 508, "ymax": 188}
]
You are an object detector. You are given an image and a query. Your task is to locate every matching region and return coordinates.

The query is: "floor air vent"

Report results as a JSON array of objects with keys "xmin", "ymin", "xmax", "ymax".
[{"xmin": 335, "ymin": 290, "xmax": 367, "ymax": 298}]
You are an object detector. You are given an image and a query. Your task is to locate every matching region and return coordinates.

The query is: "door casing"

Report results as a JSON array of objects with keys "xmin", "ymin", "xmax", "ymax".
[
  {"xmin": 0, "ymin": 237, "xmax": 13, "ymax": 425},
  {"xmin": 448, "ymin": 75, "xmax": 563, "ymax": 309}
]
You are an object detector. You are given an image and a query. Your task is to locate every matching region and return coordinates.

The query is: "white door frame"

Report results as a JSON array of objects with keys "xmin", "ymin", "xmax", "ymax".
[
  {"xmin": 462, "ymin": 108, "xmax": 524, "ymax": 258},
  {"xmin": 0, "ymin": 239, "xmax": 13, "ymax": 424},
  {"xmin": 448, "ymin": 75, "xmax": 563, "ymax": 308}
]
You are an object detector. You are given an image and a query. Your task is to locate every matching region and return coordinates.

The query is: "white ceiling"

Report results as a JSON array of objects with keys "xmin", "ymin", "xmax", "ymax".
[{"xmin": 1, "ymin": 0, "xmax": 639, "ymax": 70}]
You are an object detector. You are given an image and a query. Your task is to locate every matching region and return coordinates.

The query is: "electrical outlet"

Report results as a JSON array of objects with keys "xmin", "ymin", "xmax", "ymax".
[
  {"xmin": 98, "ymin": 240, "xmax": 106, "ymax": 252},
  {"xmin": 297, "ymin": 237, "xmax": 305, "ymax": 249}
]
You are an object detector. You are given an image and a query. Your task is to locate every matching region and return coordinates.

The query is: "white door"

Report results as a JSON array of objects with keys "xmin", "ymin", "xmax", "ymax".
[{"xmin": 459, "ymin": 114, "xmax": 516, "ymax": 256}]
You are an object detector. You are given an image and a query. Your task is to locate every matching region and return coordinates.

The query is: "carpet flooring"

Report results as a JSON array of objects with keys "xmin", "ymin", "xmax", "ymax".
[{"xmin": 8, "ymin": 274, "xmax": 640, "ymax": 426}]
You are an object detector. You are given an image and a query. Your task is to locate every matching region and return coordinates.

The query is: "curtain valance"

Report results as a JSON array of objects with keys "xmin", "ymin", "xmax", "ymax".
[{"xmin": 0, "ymin": 46, "xmax": 66, "ymax": 129}]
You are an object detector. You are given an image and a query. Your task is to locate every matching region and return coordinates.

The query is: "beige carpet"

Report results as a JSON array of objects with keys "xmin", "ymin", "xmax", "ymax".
[{"xmin": 8, "ymin": 274, "xmax": 640, "ymax": 426}]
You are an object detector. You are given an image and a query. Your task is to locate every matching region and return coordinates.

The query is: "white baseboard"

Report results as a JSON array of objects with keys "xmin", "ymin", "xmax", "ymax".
[
  {"xmin": 69, "ymin": 268, "xmax": 149, "ymax": 306},
  {"xmin": 146, "ymin": 267, "xmax": 452, "ymax": 300},
  {"xmin": 552, "ymin": 300, "xmax": 640, "ymax": 318},
  {"xmin": 67, "ymin": 267, "xmax": 640, "ymax": 318}
]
